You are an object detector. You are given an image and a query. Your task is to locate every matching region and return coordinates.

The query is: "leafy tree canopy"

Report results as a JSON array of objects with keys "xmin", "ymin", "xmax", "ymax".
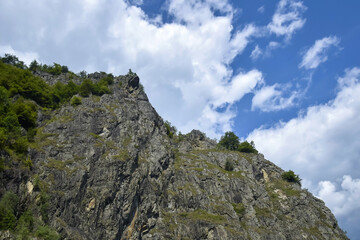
[
  {"xmin": 218, "ymin": 131, "xmax": 240, "ymax": 151},
  {"xmin": 281, "ymin": 170, "xmax": 302, "ymax": 185},
  {"xmin": 218, "ymin": 131, "xmax": 258, "ymax": 153}
]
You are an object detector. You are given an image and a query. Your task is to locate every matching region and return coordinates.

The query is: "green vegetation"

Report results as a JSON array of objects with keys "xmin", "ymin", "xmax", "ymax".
[
  {"xmin": 218, "ymin": 131, "xmax": 240, "ymax": 151},
  {"xmin": 218, "ymin": 131, "xmax": 258, "ymax": 153},
  {"xmin": 0, "ymin": 192, "xmax": 19, "ymax": 230},
  {"xmin": 0, "ymin": 190, "xmax": 58, "ymax": 239},
  {"xmin": 70, "ymin": 96, "xmax": 82, "ymax": 106},
  {"xmin": 179, "ymin": 209, "xmax": 226, "ymax": 225},
  {"xmin": 35, "ymin": 225, "xmax": 60, "ymax": 240},
  {"xmin": 281, "ymin": 170, "xmax": 301, "ymax": 185},
  {"xmin": 79, "ymin": 78, "xmax": 111, "ymax": 97},
  {"xmin": 267, "ymin": 179, "xmax": 301, "ymax": 198},
  {"xmin": 29, "ymin": 59, "xmax": 69, "ymax": 75},
  {"xmin": 238, "ymin": 141, "xmax": 258, "ymax": 154},
  {"xmin": 164, "ymin": 120, "xmax": 177, "ymax": 138},
  {"xmin": 254, "ymin": 207, "xmax": 272, "ymax": 218},
  {"xmin": 232, "ymin": 203, "xmax": 245, "ymax": 217},
  {"xmin": 0, "ymin": 54, "xmax": 114, "ymax": 166},
  {"xmin": 1, "ymin": 54, "xmax": 27, "ymax": 69},
  {"xmin": 225, "ymin": 159, "xmax": 234, "ymax": 171}
]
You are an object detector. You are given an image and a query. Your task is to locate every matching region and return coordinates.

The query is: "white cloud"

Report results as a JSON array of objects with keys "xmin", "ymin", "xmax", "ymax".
[
  {"xmin": 268, "ymin": 0, "xmax": 307, "ymax": 40},
  {"xmin": 251, "ymin": 83, "xmax": 298, "ymax": 112},
  {"xmin": 257, "ymin": 5, "xmax": 265, "ymax": 14},
  {"xmin": 299, "ymin": 36, "xmax": 340, "ymax": 69},
  {"xmin": 0, "ymin": 0, "xmax": 262, "ymax": 138},
  {"xmin": 212, "ymin": 69, "xmax": 263, "ymax": 108},
  {"xmin": 317, "ymin": 175, "xmax": 360, "ymax": 216},
  {"xmin": 248, "ymin": 67, "xmax": 360, "ymax": 234},
  {"xmin": 248, "ymin": 66, "xmax": 360, "ymax": 191},
  {"xmin": 250, "ymin": 45, "xmax": 263, "ymax": 60},
  {"xmin": 268, "ymin": 41, "xmax": 280, "ymax": 50},
  {"xmin": 167, "ymin": 0, "xmax": 233, "ymax": 26}
]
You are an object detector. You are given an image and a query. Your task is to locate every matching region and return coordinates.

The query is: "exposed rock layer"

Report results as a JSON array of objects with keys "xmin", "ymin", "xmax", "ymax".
[{"xmin": 0, "ymin": 72, "xmax": 348, "ymax": 240}]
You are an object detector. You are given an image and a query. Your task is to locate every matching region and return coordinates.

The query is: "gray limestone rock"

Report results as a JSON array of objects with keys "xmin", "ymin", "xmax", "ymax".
[{"xmin": 0, "ymin": 71, "xmax": 348, "ymax": 240}]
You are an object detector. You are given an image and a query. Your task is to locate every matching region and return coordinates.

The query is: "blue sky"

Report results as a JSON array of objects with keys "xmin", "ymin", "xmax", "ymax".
[{"xmin": 1, "ymin": 0, "xmax": 360, "ymax": 238}]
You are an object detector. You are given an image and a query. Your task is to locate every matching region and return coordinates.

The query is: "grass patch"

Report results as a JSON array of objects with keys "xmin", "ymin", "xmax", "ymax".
[
  {"xmin": 302, "ymin": 226, "xmax": 323, "ymax": 239},
  {"xmin": 111, "ymin": 154, "xmax": 127, "ymax": 161},
  {"xmin": 104, "ymin": 104, "xmax": 119, "ymax": 115},
  {"xmin": 177, "ymin": 183, "xmax": 198, "ymax": 195},
  {"xmin": 232, "ymin": 203, "xmax": 245, "ymax": 217},
  {"xmin": 29, "ymin": 128, "xmax": 58, "ymax": 151},
  {"xmin": 254, "ymin": 207, "xmax": 272, "ymax": 218},
  {"xmin": 179, "ymin": 209, "xmax": 227, "ymax": 225},
  {"xmin": 192, "ymin": 167, "xmax": 204, "ymax": 172},
  {"xmin": 268, "ymin": 179, "xmax": 301, "ymax": 197},
  {"xmin": 89, "ymin": 132, "xmax": 102, "ymax": 139},
  {"xmin": 161, "ymin": 212, "xmax": 177, "ymax": 233},
  {"xmin": 91, "ymin": 95, "xmax": 101, "ymax": 102}
]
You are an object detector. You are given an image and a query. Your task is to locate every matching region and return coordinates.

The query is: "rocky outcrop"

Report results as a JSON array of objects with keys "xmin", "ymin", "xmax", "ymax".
[{"xmin": 0, "ymin": 71, "xmax": 348, "ymax": 240}]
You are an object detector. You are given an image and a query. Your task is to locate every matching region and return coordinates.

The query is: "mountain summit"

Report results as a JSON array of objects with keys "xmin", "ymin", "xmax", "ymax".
[{"xmin": 0, "ymin": 59, "xmax": 348, "ymax": 239}]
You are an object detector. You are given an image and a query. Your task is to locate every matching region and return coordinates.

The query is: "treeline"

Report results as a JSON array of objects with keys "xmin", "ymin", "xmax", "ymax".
[
  {"xmin": 0, "ymin": 54, "xmax": 114, "ymax": 166},
  {"xmin": 1, "ymin": 54, "xmax": 69, "ymax": 75},
  {"xmin": 218, "ymin": 131, "xmax": 258, "ymax": 154}
]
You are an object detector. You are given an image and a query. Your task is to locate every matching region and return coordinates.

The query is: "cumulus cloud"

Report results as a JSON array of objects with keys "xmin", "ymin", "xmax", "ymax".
[
  {"xmin": 0, "ymin": 0, "xmax": 263, "ymax": 138},
  {"xmin": 248, "ymin": 67, "xmax": 360, "ymax": 234},
  {"xmin": 250, "ymin": 45, "xmax": 263, "ymax": 60},
  {"xmin": 299, "ymin": 36, "xmax": 340, "ymax": 69},
  {"xmin": 268, "ymin": 0, "xmax": 307, "ymax": 40},
  {"xmin": 317, "ymin": 176, "xmax": 360, "ymax": 216},
  {"xmin": 251, "ymin": 83, "xmax": 298, "ymax": 112},
  {"xmin": 248, "ymin": 67, "xmax": 360, "ymax": 185}
]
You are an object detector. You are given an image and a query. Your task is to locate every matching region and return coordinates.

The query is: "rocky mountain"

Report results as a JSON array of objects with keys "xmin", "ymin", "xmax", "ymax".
[{"xmin": 0, "ymin": 64, "xmax": 348, "ymax": 239}]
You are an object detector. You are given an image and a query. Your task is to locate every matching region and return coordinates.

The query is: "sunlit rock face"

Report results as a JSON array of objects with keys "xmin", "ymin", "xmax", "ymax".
[{"xmin": 0, "ymin": 70, "xmax": 348, "ymax": 240}]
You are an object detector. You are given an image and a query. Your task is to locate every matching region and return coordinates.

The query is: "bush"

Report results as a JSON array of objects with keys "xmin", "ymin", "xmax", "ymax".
[
  {"xmin": 16, "ymin": 210, "xmax": 34, "ymax": 237},
  {"xmin": 0, "ymin": 61, "xmax": 53, "ymax": 107},
  {"xmin": 12, "ymin": 98, "xmax": 37, "ymax": 130},
  {"xmin": 79, "ymin": 79, "xmax": 93, "ymax": 97},
  {"xmin": 218, "ymin": 132, "xmax": 258, "ymax": 154},
  {"xmin": 49, "ymin": 63, "xmax": 62, "ymax": 75},
  {"xmin": 35, "ymin": 226, "xmax": 60, "ymax": 240},
  {"xmin": 225, "ymin": 159, "xmax": 234, "ymax": 171},
  {"xmin": 79, "ymin": 70, "xmax": 87, "ymax": 78},
  {"xmin": 281, "ymin": 170, "xmax": 301, "ymax": 185},
  {"xmin": 1, "ymin": 54, "xmax": 26, "ymax": 69},
  {"xmin": 29, "ymin": 60, "xmax": 39, "ymax": 71},
  {"xmin": 164, "ymin": 121, "xmax": 176, "ymax": 138},
  {"xmin": 238, "ymin": 141, "xmax": 258, "ymax": 154},
  {"xmin": 71, "ymin": 96, "xmax": 82, "ymax": 106},
  {"xmin": 101, "ymin": 74, "xmax": 114, "ymax": 85},
  {"xmin": 0, "ymin": 192, "xmax": 19, "ymax": 230},
  {"xmin": 218, "ymin": 131, "xmax": 239, "ymax": 151}
]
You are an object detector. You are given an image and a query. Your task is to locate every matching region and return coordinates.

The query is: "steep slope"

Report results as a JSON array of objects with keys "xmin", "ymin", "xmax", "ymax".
[{"xmin": 0, "ymin": 68, "xmax": 348, "ymax": 240}]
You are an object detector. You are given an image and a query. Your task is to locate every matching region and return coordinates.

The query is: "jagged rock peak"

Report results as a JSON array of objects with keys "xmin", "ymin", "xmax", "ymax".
[{"xmin": 0, "ymin": 66, "xmax": 348, "ymax": 240}]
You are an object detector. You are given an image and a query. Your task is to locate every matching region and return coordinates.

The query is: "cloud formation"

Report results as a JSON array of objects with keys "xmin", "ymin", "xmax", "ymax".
[
  {"xmin": 299, "ymin": 36, "xmax": 340, "ymax": 69},
  {"xmin": 250, "ymin": 45, "xmax": 263, "ymax": 60},
  {"xmin": 251, "ymin": 83, "xmax": 298, "ymax": 112},
  {"xmin": 317, "ymin": 175, "xmax": 360, "ymax": 216},
  {"xmin": 248, "ymin": 67, "xmax": 360, "ymax": 182},
  {"xmin": 268, "ymin": 0, "xmax": 307, "ymax": 40},
  {"xmin": 248, "ymin": 67, "xmax": 360, "ymax": 232},
  {"xmin": 0, "ymin": 0, "xmax": 266, "ymax": 138}
]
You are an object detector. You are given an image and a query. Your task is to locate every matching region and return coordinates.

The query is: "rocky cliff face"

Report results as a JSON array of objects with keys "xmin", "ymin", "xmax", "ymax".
[{"xmin": 0, "ymin": 71, "xmax": 348, "ymax": 239}]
